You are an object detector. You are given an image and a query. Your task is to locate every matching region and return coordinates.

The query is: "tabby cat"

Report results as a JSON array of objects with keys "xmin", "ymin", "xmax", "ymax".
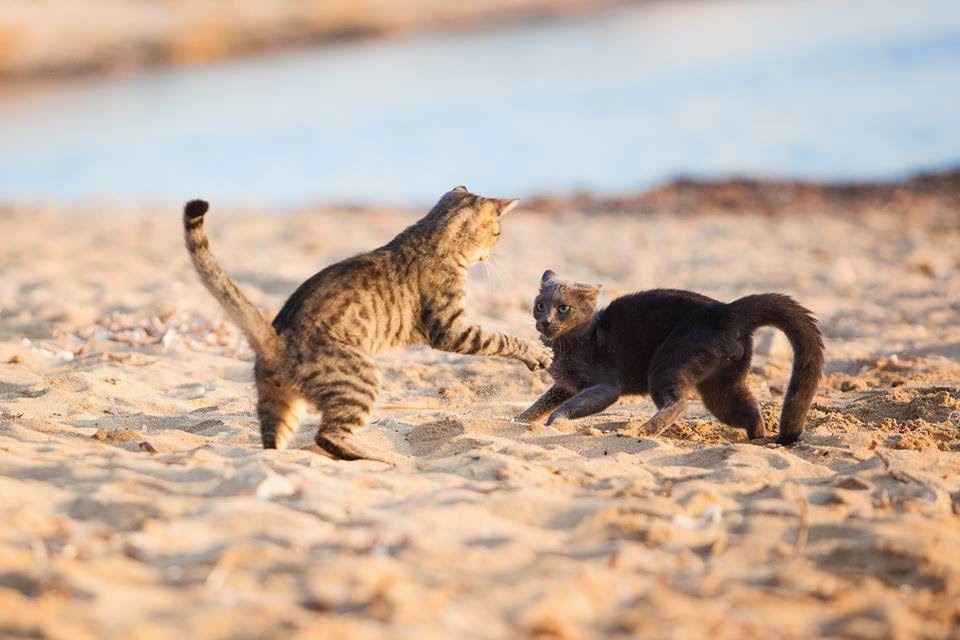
[
  {"xmin": 518, "ymin": 270, "xmax": 823, "ymax": 445},
  {"xmin": 183, "ymin": 187, "xmax": 552, "ymax": 460}
]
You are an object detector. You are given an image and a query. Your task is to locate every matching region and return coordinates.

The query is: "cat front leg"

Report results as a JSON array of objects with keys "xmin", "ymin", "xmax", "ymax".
[
  {"xmin": 545, "ymin": 384, "xmax": 620, "ymax": 425},
  {"xmin": 423, "ymin": 307, "xmax": 552, "ymax": 370},
  {"xmin": 488, "ymin": 331, "xmax": 553, "ymax": 371},
  {"xmin": 443, "ymin": 323, "xmax": 551, "ymax": 370},
  {"xmin": 516, "ymin": 385, "xmax": 573, "ymax": 422}
]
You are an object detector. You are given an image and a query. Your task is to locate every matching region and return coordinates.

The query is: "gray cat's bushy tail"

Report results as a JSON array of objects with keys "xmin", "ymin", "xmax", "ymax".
[
  {"xmin": 727, "ymin": 293, "xmax": 824, "ymax": 445},
  {"xmin": 183, "ymin": 200, "xmax": 283, "ymax": 362}
]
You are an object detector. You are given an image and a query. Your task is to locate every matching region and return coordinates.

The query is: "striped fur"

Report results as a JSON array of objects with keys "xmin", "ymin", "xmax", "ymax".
[
  {"xmin": 183, "ymin": 200, "xmax": 282, "ymax": 360},
  {"xmin": 183, "ymin": 188, "xmax": 550, "ymax": 460}
]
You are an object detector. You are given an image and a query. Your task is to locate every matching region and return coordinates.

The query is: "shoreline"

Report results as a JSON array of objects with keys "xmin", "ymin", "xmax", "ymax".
[
  {"xmin": 525, "ymin": 168, "xmax": 960, "ymax": 217},
  {"xmin": 3, "ymin": 168, "xmax": 957, "ymax": 217}
]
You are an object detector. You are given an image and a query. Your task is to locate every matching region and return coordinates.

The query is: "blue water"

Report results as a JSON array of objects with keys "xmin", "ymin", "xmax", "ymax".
[{"xmin": 0, "ymin": 0, "xmax": 958, "ymax": 206}]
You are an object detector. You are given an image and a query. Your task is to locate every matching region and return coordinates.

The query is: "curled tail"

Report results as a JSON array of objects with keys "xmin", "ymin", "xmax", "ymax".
[
  {"xmin": 183, "ymin": 200, "xmax": 282, "ymax": 362},
  {"xmin": 727, "ymin": 293, "xmax": 824, "ymax": 445}
]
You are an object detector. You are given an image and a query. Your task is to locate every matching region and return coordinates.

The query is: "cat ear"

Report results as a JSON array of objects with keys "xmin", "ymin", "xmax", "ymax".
[
  {"xmin": 451, "ymin": 185, "xmax": 469, "ymax": 194},
  {"xmin": 541, "ymin": 269, "xmax": 558, "ymax": 284},
  {"xmin": 577, "ymin": 283, "xmax": 602, "ymax": 303},
  {"xmin": 496, "ymin": 199, "xmax": 519, "ymax": 216}
]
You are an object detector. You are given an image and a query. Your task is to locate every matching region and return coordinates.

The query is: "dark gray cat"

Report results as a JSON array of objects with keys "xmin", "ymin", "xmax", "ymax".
[{"xmin": 518, "ymin": 270, "xmax": 823, "ymax": 444}]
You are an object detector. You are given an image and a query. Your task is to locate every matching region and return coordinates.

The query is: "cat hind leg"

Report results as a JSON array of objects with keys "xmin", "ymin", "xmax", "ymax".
[
  {"xmin": 642, "ymin": 326, "xmax": 728, "ymax": 436},
  {"xmin": 257, "ymin": 376, "xmax": 304, "ymax": 450},
  {"xmin": 298, "ymin": 348, "xmax": 383, "ymax": 461},
  {"xmin": 698, "ymin": 355, "xmax": 764, "ymax": 439}
]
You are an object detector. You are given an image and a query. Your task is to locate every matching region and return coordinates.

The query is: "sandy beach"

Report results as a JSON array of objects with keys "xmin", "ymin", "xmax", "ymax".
[{"xmin": 1, "ymin": 176, "xmax": 959, "ymax": 638}]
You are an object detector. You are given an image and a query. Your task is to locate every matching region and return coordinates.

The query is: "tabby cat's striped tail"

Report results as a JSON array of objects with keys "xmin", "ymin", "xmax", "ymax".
[{"xmin": 183, "ymin": 200, "xmax": 282, "ymax": 362}]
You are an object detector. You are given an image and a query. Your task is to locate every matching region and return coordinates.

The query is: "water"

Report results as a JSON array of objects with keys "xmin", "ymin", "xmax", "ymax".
[{"xmin": 1, "ymin": 0, "xmax": 958, "ymax": 207}]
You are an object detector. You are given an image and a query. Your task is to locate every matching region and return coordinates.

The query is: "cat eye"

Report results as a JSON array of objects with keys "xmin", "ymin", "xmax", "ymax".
[
  {"xmin": 558, "ymin": 305, "xmax": 571, "ymax": 314},
  {"xmin": 535, "ymin": 302, "xmax": 545, "ymax": 312}
]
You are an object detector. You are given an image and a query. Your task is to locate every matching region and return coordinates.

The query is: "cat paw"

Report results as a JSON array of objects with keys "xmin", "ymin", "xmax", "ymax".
[
  {"xmin": 522, "ymin": 344, "xmax": 553, "ymax": 371},
  {"xmin": 313, "ymin": 432, "xmax": 407, "ymax": 464},
  {"xmin": 514, "ymin": 409, "xmax": 537, "ymax": 423},
  {"xmin": 544, "ymin": 411, "xmax": 565, "ymax": 426}
]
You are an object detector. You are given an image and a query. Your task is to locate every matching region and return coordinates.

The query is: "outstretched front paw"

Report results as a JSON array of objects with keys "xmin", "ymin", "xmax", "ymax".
[{"xmin": 522, "ymin": 343, "xmax": 553, "ymax": 371}]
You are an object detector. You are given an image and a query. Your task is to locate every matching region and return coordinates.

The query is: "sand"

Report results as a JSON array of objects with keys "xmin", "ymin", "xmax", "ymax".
[{"xmin": 1, "ymin": 179, "xmax": 959, "ymax": 638}]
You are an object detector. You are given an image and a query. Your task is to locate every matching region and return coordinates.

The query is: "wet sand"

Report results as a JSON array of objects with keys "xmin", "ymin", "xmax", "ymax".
[{"xmin": 1, "ymin": 176, "xmax": 959, "ymax": 638}]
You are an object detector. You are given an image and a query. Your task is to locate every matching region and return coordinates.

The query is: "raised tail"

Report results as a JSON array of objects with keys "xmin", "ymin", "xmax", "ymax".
[
  {"xmin": 183, "ymin": 200, "xmax": 282, "ymax": 362},
  {"xmin": 727, "ymin": 293, "xmax": 824, "ymax": 445}
]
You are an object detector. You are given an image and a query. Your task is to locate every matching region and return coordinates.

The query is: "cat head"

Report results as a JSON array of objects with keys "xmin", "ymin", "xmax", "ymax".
[
  {"xmin": 533, "ymin": 270, "xmax": 601, "ymax": 339},
  {"xmin": 426, "ymin": 185, "xmax": 519, "ymax": 264}
]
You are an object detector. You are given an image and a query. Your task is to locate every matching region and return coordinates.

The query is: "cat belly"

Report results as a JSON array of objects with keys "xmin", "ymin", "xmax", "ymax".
[
  {"xmin": 550, "ymin": 363, "xmax": 623, "ymax": 395},
  {"xmin": 619, "ymin": 379, "xmax": 650, "ymax": 396}
]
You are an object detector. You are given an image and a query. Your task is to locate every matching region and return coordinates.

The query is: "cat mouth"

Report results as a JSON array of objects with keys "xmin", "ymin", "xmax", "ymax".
[
  {"xmin": 536, "ymin": 322, "xmax": 557, "ymax": 337},
  {"xmin": 477, "ymin": 247, "xmax": 496, "ymax": 262}
]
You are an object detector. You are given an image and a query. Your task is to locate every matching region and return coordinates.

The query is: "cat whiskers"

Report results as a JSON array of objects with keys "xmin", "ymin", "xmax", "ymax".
[
  {"xmin": 483, "ymin": 254, "xmax": 507, "ymax": 293},
  {"xmin": 480, "ymin": 258, "xmax": 497, "ymax": 290}
]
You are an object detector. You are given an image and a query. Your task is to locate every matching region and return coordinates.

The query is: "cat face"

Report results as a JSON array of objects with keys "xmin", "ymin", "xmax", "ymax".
[
  {"xmin": 429, "ymin": 186, "xmax": 518, "ymax": 264},
  {"xmin": 533, "ymin": 270, "xmax": 601, "ymax": 338}
]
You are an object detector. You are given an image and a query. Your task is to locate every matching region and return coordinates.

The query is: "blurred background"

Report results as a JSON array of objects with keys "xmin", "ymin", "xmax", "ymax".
[{"xmin": 0, "ymin": 0, "xmax": 958, "ymax": 207}]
